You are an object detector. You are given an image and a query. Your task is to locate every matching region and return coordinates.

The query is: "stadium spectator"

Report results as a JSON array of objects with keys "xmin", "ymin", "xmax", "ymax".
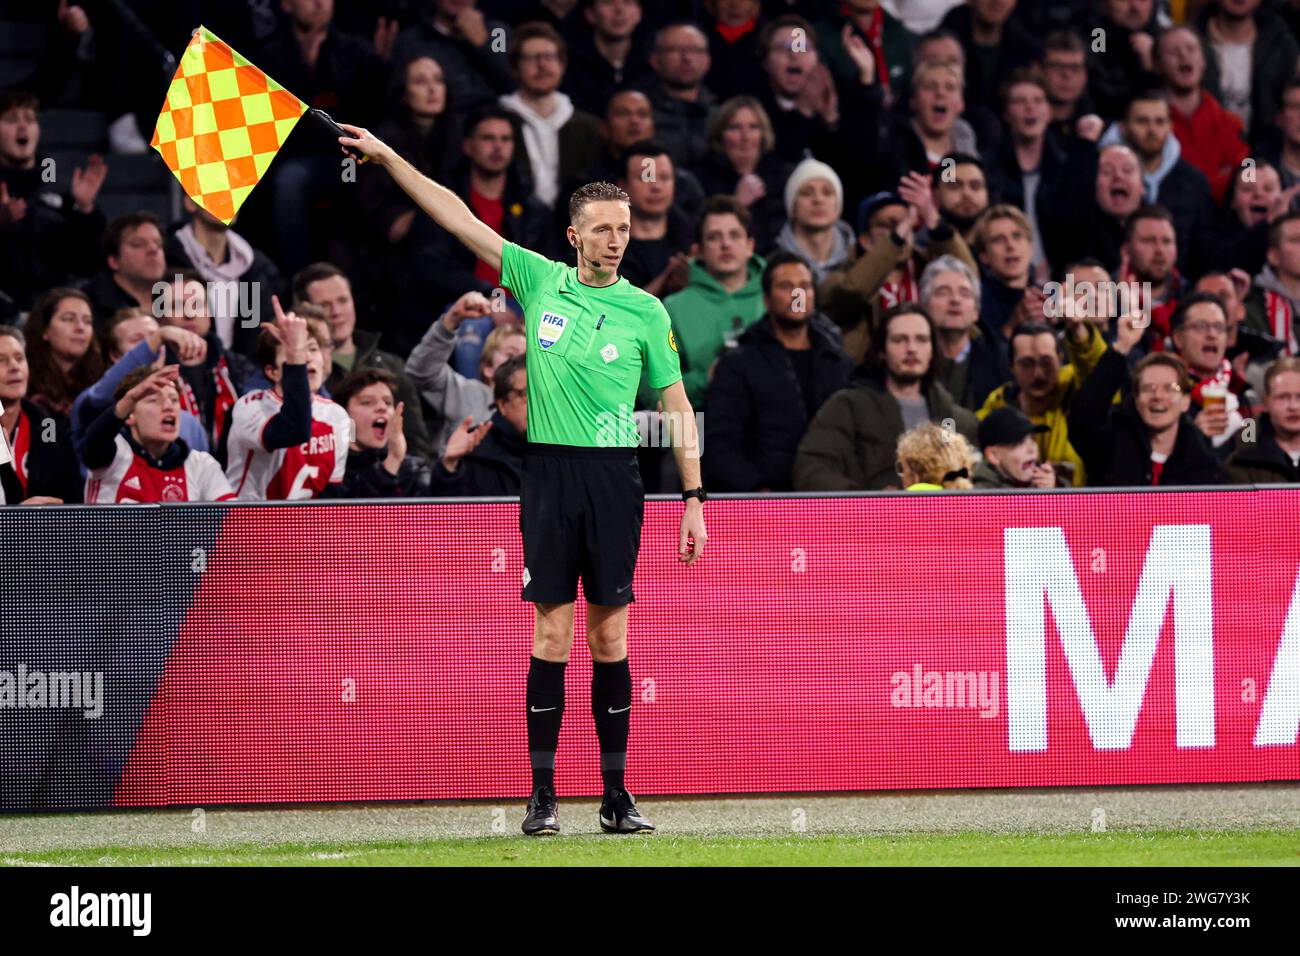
[
  {"xmin": 1087, "ymin": 0, "xmax": 1159, "ymax": 123},
  {"xmin": 256, "ymin": 0, "xmax": 386, "ymax": 273},
  {"xmin": 1040, "ymin": 31, "xmax": 1099, "ymax": 140},
  {"xmin": 661, "ymin": 196, "xmax": 765, "ymax": 409},
  {"xmin": 392, "ymin": 0, "xmax": 514, "ymax": 118},
  {"xmin": 1227, "ymin": 356, "xmax": 1300, "ymax": 482},
  {"xmin": 332, "ymin": 367, "xmax": 491, "ymax": 498},
  {"xmin": 906, "ymin": 27, "xmax": 999, "ymax": 153},
  {"xmin": 1264, "ymin": 79, "xmax": 1300, "ymax": 193},
  {"xmin": 894, "ymin": 420, "xmax": 975, "ymax": 490},
  {"xmin": 703, "ymin": 0, "xmax": 768, "ymax": 102},
  {"xmin": 571, "ymin": 89, "xmax": 654, "ymax": 186},
  {"xmin": 0, "ymin": 325, "xmax": 82, "ymax": 505},
  {"xmin": 501, "ymin": 22, "xmax": 601, "ymax": 210},
  {"xmin": 937, "ymin": 0, "xmax": 1041, "ymax": 116},
  {"xmin": 405, "ymin": 291, "xmax": 525, "ymax": 450},
  {"xmin": 812, "ymin": 0, "xmax": 914, "ymax": 104},
  {"xmin": 755, "ymin": 15, "xmax": 842, "ymax": 165},
  {"xmin": 986, "ymin": 68, "xmax": 1097, "ymax": 277},
  {"xmin": 70, "ymin": 307, "xmax": 210, "ymax": 458},
  {"xmin": 978, "ymin": 317, "xmax": 1107, "ymax": 487},
  {"xmin": 409, "ymin": 109, "xmax": 552, "ymax": 319},
  {"xmin": 697, "ymin": 96, "xmax": 792, "ymax": 250},
  {"xmin": 1253, "ymin": 210, "xmax": 1300, "ymax": 353},
  {"xmin": 452, "ymin": 355, "xmax": 530, "ymax": 496},
  {"xmin": 1048, "ymin": 143, "xmax": 1144, "ymax": 274},
  {"xmin": 153, "ymin": 273, "xmax": 255, "ymax": 453},
  {"xmin": 1060, "ymin": 259, "xmax": 1119, "ymax": 334},
  {"xmin": 793, "ymin": 302, "xmax": 978, "ymax": 490},
  {"xmin": 82, "ymin": 366, "xmax": 235, "ymax": 504},
  {"xmin": 561, "ymin": 0, "xmax": 654, "ymax": 115},
  {"xmin": 971, "ymin": 406, "xmax": 1056, "ymax": 488},
  {"xmin": 771, "ymin": 158, "xmax": 854, "ymax": 287},
  {"xmin": 819, "ymin": 177, "xmax": 978, "ymax": 366},
  {"xmin": 225, "ymin": 299, "xmax": 351, "ymax": 500},
  {"xmin": 1121, "ymin": 205, "xmax": 1184, "ymax": 352},
  {"xmin": 0, "ymin": 90, "xmax": 106, "ymax": 314},
  {"xmin": 923, "ymin": 254, "xmax": 1010, "ymax": 411},
  {"xmin": 1156, "ymin": 25, "xmax": 1249, "ymax": 207},
  {"xmin": 1100, "ymin": 89, "xmax": 1214, "ymax": 274},
  {"xmin": 82, "ymin": 212, "xmax": 167, "ymax": 325},
  {"xmin": 293, "ymin": 263, "xmax": 432, "ymax": 460},
  {"xmin": 642, "ymin": 22, "xmax": 717, "ymax": 172},
  {"xmin": 1215, "ymin": 161, "xmax": 1298, "ymax": 277},
  {"xmin": 1068, "ymin": 311, "xmax": 1229, "ymax": 486},
  {"xmin": 892, "ymin": 59, "xmax": 979, "ymax": 176},
  {"xmin": 1198, "ymin": 0, "xmax": 1299, "ymax": 147},
  {"xmin": 704, "ymin": 252, "xmax": 853, "ymax": 491},
  {"xmin": 970, "ymin": 204, "xmax": 1034, "ymax": 337},
  {"xmin": 1167, "ymin": 292, "xmax": 1253, "ymax": 450},
  {"xmin": 617, "ymin": 140, "xmax": 693, "ymax": 296},
  {"xmin": 164, "ymin": 196, "xmax": 283, "ymax": 361},
  {"xmin": 932, "ymin": 152, "xmax": 990, "ymax": 243},
  {"xmin": 23, "ymin": 286, "xmax": 103, "ymax": 417}
]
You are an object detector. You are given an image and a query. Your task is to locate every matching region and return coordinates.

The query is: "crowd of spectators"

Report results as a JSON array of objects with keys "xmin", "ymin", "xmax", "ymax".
[{"xmin": 6, "ymin": 0, "xmax": 1300, "ymax": 504}]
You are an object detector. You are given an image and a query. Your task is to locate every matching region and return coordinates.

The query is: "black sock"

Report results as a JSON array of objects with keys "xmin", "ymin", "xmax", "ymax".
[
  {"xmin": 591, "ymin": 657, "xmax": 631, "ymax": 792},
  {"xmin": 526, "ymin": 656, "xmax": 566, "ymax": 791}
]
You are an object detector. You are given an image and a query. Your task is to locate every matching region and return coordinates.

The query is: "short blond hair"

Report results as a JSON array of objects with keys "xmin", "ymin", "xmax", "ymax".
[
  {"xmin": 481, "ymin": 322, "xmax": 524, "ymax": 373},
  {"xmin": 896, "ymin": 422, "xmax": 974, "ymax": 490},
  {"xmin": 911, "ymin": 59, "xmax": 963, "ymax": 91},
  {"xmin": 971, "ymin": 204, "xmax": 1033, "ymax": 257}
]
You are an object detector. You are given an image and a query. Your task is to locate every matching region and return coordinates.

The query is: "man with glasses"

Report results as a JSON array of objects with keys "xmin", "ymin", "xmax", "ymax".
[
  {"xmin": 1227, "ymin": 356, "xmax": 1300, "ymax": 481},
  {"xmin": 977, "ymin": 315, "xmax": 1105, "ymax": 487},
  {"xmin": 500, "ymin": 22, "xmax": 601, "ymax": 211},
  {"xmin": 643, "ymin": 22, "xmax": 716, "ymax": 171},
  {"xmin": 1040, "ymin": 31, "xmax": 1100, "ymax": 141},
  {"xmin": 1168, "ymin": 292, "xmax": 1256, "ymax": 450},
  {"xmin": 1069, "ymin": 309, "xmax": 1228, "ymax": 486}
]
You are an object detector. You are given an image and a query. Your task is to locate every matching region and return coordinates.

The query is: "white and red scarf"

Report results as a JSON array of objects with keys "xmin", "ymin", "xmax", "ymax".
[{"xmin": 177, "ymin": 356, "xmax": 238, "ymax": 445}]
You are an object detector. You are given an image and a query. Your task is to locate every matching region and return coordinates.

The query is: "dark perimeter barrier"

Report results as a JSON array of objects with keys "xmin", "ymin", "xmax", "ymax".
[{"xmin": 1, "ymin": 488, "xmax": 1296, "ymax": 812}]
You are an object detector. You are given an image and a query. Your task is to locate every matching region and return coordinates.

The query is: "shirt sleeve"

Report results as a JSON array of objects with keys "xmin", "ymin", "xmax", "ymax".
[
  {"xmin": 498, "ymin": 240, "xmax": 557, "ymax": 309},
  {"xmin": 225, "ymin": 396, "xmax": 273, "ymax": 462},
  {"xmin": 194, "ymin": 452, "xmax": 236, "ymax": 501},
  {"xmin": 329, "ymin": 406, "xmax": 350, "ymax": 484},
  {"xmin": 642, "ymin": 297, "xmax": 684, "ymax": 391}
]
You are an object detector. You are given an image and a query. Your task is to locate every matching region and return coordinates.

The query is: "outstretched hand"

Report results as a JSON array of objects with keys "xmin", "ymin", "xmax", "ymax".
[{"xmin": 337, "ymin": 122, "xmax": 393, "ymax": 167}]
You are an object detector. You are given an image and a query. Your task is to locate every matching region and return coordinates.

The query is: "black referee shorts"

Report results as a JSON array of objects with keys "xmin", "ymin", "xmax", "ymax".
[{"xmin": 520, "ymin": 444, "xmax": 644, "ymax": 606}]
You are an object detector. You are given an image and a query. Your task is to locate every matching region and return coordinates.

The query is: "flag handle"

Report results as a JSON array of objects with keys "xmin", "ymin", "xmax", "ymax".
[{"xmin": 307, "ymin": 108, "xmax": 368, "ymax": 164}]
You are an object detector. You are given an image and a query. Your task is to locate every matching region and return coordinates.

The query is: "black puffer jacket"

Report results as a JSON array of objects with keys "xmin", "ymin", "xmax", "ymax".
[
  {"xmin": 704, "ymin": 314, "xmax": 854, "ymax": 491},
  {"xmin": 1067, "ymin": 348, "xmax": 1228, "ymax": 486}
]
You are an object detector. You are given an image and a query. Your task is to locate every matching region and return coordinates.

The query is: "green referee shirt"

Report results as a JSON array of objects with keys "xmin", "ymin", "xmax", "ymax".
[{"xmin": 499, "ymin": 241, "xmax": 683, "ymax": 448}]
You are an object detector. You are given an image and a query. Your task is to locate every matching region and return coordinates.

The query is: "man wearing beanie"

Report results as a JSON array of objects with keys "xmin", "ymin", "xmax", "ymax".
[
  {"xmin": 770, "ymin": 157, "xmax": 855, "ymax": 285},
  {"xmin": 972, "ymin": 407, "xmax": 1057, "ymax": 488}
]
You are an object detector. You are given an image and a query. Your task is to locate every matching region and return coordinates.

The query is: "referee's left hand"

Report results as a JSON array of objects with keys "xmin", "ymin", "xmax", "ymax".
[{"xmin": 679, "ymin": 504, "xmax": 707, "ymax": 566}]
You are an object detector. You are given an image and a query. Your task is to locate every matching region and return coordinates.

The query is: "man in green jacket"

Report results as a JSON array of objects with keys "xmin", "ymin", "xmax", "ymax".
[
  {"xmin": 659, "ymin": 196, "xmax": 766, "ymax": 408},
  {"xmin": 793, "ymin": 302, "xmax": 978, "ymax": 490}
]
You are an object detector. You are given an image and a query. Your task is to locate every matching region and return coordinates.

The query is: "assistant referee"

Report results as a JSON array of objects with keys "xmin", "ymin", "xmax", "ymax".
[{"xmin": 339, "ymin": 124, "xmax": 708, "ymax": 835}]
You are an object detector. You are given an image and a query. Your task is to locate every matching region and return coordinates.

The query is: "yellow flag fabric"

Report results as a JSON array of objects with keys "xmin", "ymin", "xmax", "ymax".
[{"xmin": 150, "ymin": 25, "xmax": 307, "ymax": 224}]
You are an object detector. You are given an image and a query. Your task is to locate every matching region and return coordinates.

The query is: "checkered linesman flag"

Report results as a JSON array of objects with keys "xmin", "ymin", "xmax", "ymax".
[{"xmin": 150, "ymin": 25, "xmax": 308, "ymax": 225}]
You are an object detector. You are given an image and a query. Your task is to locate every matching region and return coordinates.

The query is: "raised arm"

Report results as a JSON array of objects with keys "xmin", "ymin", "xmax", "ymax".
[{"xmin": 338, "ymin": 123, "xmax": 504, "ymax": 272}]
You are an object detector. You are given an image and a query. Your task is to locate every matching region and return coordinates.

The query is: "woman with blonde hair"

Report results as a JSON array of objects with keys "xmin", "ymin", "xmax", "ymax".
[{"xmin": 894, "ymin": 421, "xmax": 975, "ymax": 490}]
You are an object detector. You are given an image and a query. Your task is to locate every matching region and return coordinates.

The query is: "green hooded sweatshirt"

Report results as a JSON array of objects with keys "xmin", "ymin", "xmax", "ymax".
[{"xmin": 659, "ymin": 254, "xmax": 766, "ymax": 408}]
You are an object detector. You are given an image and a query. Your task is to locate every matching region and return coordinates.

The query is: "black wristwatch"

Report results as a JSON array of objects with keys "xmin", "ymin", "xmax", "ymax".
[{"xmin": 682, "ymin": 486, "xmax": 708, "ymax": 503}]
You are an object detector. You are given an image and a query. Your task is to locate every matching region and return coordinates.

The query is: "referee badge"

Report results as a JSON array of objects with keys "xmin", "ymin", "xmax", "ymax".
[
  {"xmin": 668, "ymin": 328, "xmax": 678, "ymax": 352},
  {"xmin": 538, "ymin": 311, "xmax": 569, "ymax": 350}
]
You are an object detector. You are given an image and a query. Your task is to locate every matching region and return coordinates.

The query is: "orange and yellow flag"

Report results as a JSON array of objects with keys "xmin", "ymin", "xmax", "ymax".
[{"xmin": 150, "ymin": 26, "xmax": 307, "ymax": 224}]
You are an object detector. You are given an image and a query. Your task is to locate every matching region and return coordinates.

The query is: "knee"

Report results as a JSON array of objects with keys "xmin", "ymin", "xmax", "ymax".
[{"xmin": 533, "ymin": 605, "xmax": 574, "ymax": 661}]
